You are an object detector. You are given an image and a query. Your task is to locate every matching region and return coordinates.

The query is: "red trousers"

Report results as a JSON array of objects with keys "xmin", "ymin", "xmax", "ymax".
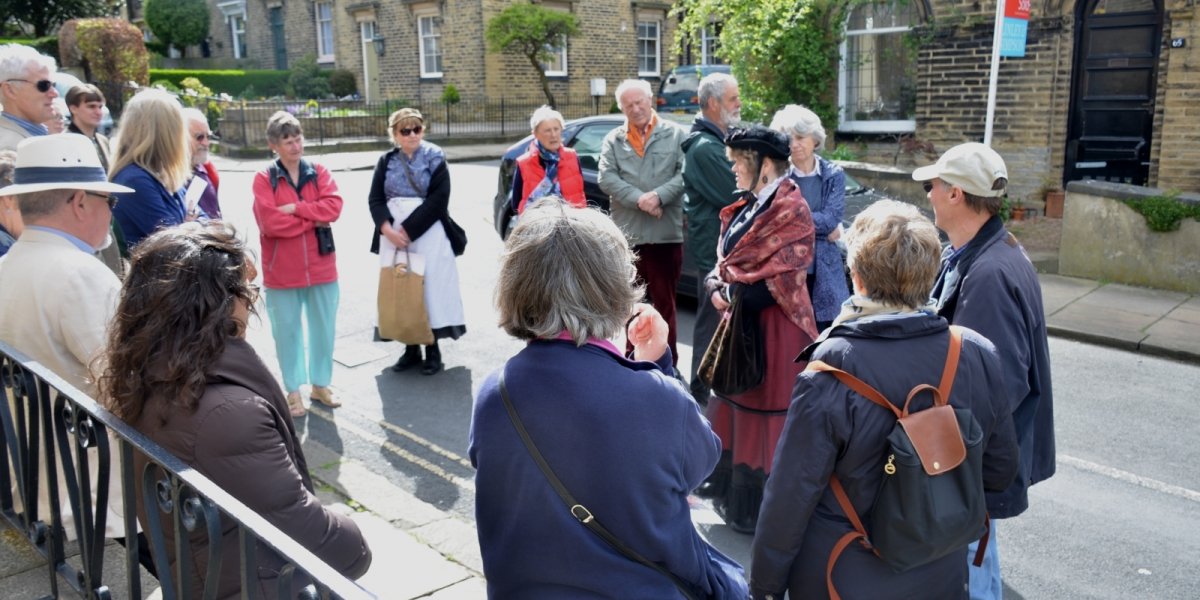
[{"xmin": 631, "ymin": 242, "xmax": 683, "ymax": 366}]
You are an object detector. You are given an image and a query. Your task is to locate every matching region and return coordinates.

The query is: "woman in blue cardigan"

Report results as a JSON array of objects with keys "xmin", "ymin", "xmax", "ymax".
[{"xmin": 469, "ymin": 198, "xmax": 747, "ymax": 599}]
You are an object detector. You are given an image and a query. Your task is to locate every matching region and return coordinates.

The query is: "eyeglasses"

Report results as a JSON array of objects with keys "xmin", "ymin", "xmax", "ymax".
[
  {"xmin": 194, "ymin": 132, "xmax": 211, "ymax": 142},
  {"xmin": 396, "ymin": 125, "xmax": 423, "ymax": 137},
  {"xmin": 5, "ymin": 79, "xmax": 53, "ymax": 93},
  {"xmin": 922, "ymin": 181, "xmax": 937, "ymax": 194},
  {"xmin": 85, "ymin": 191, "xmax": 118, "ymax": 210}
]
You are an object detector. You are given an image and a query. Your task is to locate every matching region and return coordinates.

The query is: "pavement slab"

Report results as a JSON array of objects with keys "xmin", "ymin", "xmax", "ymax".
[
  {"xmin": 348, "ymin": 511, "xmax": 475, "ymax": 600},
  {"xmin": 1040, "ymin": 274, "xmax": 1101, "ymax": 316},
  {"xmin": 1072, "ymin": 283, "xmax": 1190, "ymax": 319},
  {"xmin": 1047, "ymin": 302, "xmax": 1149, "ymax": 350}
]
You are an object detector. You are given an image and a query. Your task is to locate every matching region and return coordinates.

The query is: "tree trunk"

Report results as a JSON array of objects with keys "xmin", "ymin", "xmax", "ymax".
[{"xmin": 525, "ymin": 53, "xmax": 557, "ymax": 108}]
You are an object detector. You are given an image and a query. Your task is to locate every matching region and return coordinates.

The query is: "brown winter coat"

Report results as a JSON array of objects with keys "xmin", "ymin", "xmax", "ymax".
[{"xmin": 130, "ymin": 337, "xmax": 371, "ymax": 598}]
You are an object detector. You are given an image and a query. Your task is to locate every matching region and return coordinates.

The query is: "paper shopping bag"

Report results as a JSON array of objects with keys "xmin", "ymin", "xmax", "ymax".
[{"xmin": 377, "ymin": 249, "xmax": 434, "ymax": 345}]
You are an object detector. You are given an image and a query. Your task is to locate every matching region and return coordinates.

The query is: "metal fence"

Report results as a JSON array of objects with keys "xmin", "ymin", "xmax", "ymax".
[
  {"xmin": 217, "ymin": 96, "xmax": 616, "ymax": 147},
  {"xmin": 0, "ymin": 341, "xmax": 375, "ymax": 599}
]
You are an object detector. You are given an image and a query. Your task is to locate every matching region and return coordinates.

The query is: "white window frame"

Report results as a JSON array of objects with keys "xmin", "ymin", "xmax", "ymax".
[
  {"xmin": 315, "ymin": 1, "xmax": 335, "ymax": 63},
  {"xmin": 217, "ymin": 1, "xmax": 247, "ymax": 59},
  {"xmin": 636, "ymin": 20, "xmax": 661, "ymax": 77},
  {"xmin": 418, "ymin": 12, "xmax": 443, "ymax": 78},
  {"xmin": 700, "ymin": 26, "xmax": 722, "ymax": 65},
  {"xmin": 838, "ymin": 5, "xmax": 916, "ymax": 134},
  {"xmin": 543, "ymin": 35, "xmax": 568, "ymax": 77}
]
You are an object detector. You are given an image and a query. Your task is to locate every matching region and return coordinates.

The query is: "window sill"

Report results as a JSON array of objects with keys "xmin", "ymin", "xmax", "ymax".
[
  {"xmin": 837, "ymin": 119, "xmax": 916, "ymax": 134},
  {"xmin": 544, "ymin": 73, "xmax": 568, "ymax": 79},
  {"xmin": 420, "ymin": 75, "xmax": 444, "ymax": 81}
]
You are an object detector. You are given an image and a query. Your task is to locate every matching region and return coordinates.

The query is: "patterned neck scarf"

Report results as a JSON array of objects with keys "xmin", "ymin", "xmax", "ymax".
[{"xmin": 529, "ymin": 140, "xmax": 562, "ymax": 201}]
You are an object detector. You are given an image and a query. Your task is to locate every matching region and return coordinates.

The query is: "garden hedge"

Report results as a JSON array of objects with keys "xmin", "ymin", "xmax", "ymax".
[{"xmin": 149, "ymin": 68, "xmax": 336, "ymax": 98}]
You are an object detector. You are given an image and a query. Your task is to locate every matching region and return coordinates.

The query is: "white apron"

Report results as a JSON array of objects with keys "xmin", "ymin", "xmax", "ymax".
[{"xmin": 378, "ymin": 197, "xmax": 465, "ymax": 332}]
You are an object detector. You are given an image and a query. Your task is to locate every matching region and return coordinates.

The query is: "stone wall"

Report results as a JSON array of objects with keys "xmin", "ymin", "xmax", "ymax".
[
  {"xmin": 1154, "ymin": 4, "xmax": 1200, "ymax": 193},
  {"xmin": 1059, "ymin": 180, "xmax": 1200, "ymax": 292}
]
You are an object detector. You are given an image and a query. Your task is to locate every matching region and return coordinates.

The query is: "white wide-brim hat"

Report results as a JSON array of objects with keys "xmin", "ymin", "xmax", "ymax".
[{"xmin": 0, "ymin": 134, "xmax": 134, "ymax": 196}]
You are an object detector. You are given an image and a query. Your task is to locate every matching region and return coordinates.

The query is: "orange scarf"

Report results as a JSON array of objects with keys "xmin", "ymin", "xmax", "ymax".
[{"xmin": 626, "ymin": 113, "xmax": 658, "ymax": 157}]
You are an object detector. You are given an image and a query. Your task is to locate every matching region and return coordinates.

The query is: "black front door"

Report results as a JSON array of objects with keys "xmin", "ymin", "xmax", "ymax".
[
  {"xmin": 1065, "ymin": 0, "xmax": 1162, "ymax": 185},
  {"xmin": 270, "ymin": 7, "xmax": 288, "ymax": 70}
]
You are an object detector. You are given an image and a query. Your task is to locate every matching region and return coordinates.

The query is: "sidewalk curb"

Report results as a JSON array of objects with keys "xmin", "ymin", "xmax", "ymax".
[{"xmin": 1047, "ymin": 324, "xmax": 1200, "ymax": 365}]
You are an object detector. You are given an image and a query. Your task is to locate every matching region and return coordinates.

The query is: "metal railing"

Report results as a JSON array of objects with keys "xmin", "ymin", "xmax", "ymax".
[
  {"xmin": 0, "ymin": 341, "xmax": 375, "ymax": 599},
  {"xmin": 216, "ymin": 96, "xmax": 616, "ymax": 147}
]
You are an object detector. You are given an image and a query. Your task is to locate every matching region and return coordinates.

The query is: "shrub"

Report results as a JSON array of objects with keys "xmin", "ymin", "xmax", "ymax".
[
  {"xmin": 441, "ymin": 84, "xmax": 461, "ymax": 105},
  {"xmin": 329, "ymin": 69, "xmax": 357, "ymax": 97},
  {"xmin": 287, "ymin": 54, "xmax": 331, "ymax": 99},
  {"xmin": 177, "ymin": 77, "xmax": 226, "ymax": 133},
  {"xmin": 69, "ymin": 18, "xmax": 150, "ymax": 115},
  {"xmin": 0, "ymin": 37, "xmax": 59, "ymax": 59},
  {"xmin": 143, "ymin": 0, "xmax": 209, "ymax": 58},
  {"xmin": 1123, "ymin": 194, "xmax": 1200, "ymax": 232},
  {"xmin": 150, "ymin": 69, "xmax": 292, "ymax": 97}
]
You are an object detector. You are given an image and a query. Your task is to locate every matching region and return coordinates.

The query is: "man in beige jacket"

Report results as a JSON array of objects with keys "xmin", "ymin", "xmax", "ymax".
[
  {"xmin": 599, "ymin": 79, "xmax": 687, "ymax": 364},
  {"xmin": 0, "ymin": 44, "xmax": 59, "ymax": 151}
]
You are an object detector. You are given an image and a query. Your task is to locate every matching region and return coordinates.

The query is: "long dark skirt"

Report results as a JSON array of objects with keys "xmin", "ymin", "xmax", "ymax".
[{"xmin": 700, "ymin": 305, "xmax": 812, "ymax": 532}]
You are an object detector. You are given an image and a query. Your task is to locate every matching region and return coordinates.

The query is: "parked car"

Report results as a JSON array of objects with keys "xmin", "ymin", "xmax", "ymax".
[
  {"xmin": 657, "ymin": 64, "xmax": 732, "ymax": 114},
  {"xmin": 52, "ymin": 72, "xmax": 115, "ymax": 136}
]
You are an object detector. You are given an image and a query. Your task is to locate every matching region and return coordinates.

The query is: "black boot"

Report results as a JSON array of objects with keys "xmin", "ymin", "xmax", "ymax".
[
  {"xmin": 421, "ymin": 342, "xmax": 443, "ymax": 375},
  {"xmin": 391, "ymin": 345, "xmax": 422, "ymax": 372}
]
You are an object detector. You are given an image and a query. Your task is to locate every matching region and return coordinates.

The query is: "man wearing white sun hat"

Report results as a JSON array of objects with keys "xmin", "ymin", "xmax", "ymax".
[{"xmin": 0, "ymin": 133, "xmax": 137, "ymax": 547}]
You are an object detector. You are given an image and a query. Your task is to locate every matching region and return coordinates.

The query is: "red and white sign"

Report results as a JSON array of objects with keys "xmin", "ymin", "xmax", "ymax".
[{"xmin": 1005, "ymin": 0, "xmax": 1031, "ymax": 20}]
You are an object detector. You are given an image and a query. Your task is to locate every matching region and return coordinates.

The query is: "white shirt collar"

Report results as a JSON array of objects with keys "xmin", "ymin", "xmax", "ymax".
[{"xmin": 789, "ymin": 159, "xmax": 821, "ymax": 179}]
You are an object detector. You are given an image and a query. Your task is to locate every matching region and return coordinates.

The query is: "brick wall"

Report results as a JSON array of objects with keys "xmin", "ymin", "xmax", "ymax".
[{"xmin": 1154, "ymin": 4, "xmax": 1200, "ymax": 192}]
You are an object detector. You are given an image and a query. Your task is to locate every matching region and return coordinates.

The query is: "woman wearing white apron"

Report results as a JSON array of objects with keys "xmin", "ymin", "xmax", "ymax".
[{"xmin": 368, "ymin": 108, "xmax": 466, "ymax": 375}]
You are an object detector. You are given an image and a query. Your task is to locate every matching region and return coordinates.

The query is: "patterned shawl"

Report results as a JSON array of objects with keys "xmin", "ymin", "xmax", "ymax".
[{"xmin": 717, "ymin": 177, "xmax": 818, "ymax": 333}]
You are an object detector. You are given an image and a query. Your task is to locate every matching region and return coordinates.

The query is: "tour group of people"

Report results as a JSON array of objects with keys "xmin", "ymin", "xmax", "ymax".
[{"xmin": 0, "ymin": 41, "xmax": 1055, "ymax": 600}]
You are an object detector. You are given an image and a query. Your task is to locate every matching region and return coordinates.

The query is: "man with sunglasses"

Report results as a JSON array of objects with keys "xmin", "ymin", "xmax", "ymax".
[
  {"xmin": 184, "ymin": 107, "xmax": 222, "ymax": 218},
  {"xmin": 913, "ymin": 143, "xmax": 1055, "ymax": 600},
  {"xmin": 0, "ymin": 134, "xmax": 137, "ymax": 551},
  {"xmin": 0, "ymin": 44, "xmax": 59, "ymax": 151}
]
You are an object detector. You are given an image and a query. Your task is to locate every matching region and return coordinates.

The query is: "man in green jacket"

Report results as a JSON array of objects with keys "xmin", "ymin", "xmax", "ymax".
[
  {"xmin": 681, "ymin": 73, "xmax": 741, "ymax": 404},
  {"xmin": 599, "ymin": 79, "xmax": 687, "ymax": 364}
]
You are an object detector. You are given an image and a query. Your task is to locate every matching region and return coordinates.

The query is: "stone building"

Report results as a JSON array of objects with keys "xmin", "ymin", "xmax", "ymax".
[
  {"xmin": 839, "ymin": 0, "xmax": 1200, "ymax": 200},
  {"xmin": 204, "ymin": 0, "xmax": 683, "ymax": 108}
]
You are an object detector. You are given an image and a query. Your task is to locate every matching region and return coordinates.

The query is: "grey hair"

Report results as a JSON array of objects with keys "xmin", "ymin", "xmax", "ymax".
[
  {"xmin": 0, "ymin": 44, "xmax": 56, "ymax": 81},
  {"xmin": 0, "ymin": 150, "xmax": 16, "ymax": 187},
  {"xmin": 697, "ymin": 72, "xmax": 736, "ymax": 109},
  {"xmin": 614, "ymin": 79, "xmax": 653, "ymax": 109},
  {"xmin": 16, "ymin": 188, "xmax": 74, "ymax": 221},
  {"xmin": 844, "ymin": 200, "xmax": 942, "ymax": 309},
  {"xmin": 496, "ymin": 197, "xmax": 644, "ymax": 345},
  {"xmin": 529, "ymin": 105, "xmax": 565, "ymax": 132},
  {"xmin": 770, "ymin": 104, "xmax": 826, "ymax": 150},
  {"xmin": 181, "ymin": 107, "xmax": 209, "ymax": 128},
  {"xmin": 266, "ymin": 111, "xmax": 303, "ymax": 144}
]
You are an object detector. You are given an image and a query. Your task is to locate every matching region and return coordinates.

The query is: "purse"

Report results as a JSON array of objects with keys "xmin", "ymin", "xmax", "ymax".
[
  {"xmin": 698, "ymin": 286, "xmax": 765, "ymax": 396},
  {"xmin": 377, "ymin": 249, "xmax": 434, "ymax": 345},
  {"xmin": 497, "ymin": 367, "xmax": 701, "ymax": 600},
  {"xmin": 314, "ymin": 226, "xmax": 335, "ymax": 255}
]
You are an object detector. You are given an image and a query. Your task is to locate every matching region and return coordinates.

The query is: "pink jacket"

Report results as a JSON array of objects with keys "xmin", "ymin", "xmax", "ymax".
[{"xmin": 252, "ymin": 159, "xmax": 343, "ymax": 289}]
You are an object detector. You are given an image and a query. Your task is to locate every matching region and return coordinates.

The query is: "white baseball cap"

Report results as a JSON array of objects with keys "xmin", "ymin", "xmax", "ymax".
[
  {"xmin": 0, "ymin": 134, "xmax": 133, "ymax": 196},
  {"xmin": 912, "ymin": 142, "xmax": 1008, "ymax": 198}
]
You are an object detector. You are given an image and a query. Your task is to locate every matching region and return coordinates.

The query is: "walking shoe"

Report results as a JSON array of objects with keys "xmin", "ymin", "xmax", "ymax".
[
  {"xmin": 310, "ymin": 386, "xmax": 341, "ymax": 408},
  {"xmin": 391, "ymin": 345, "xmax": 423, "ymax": 372},
  {"xmin": 421, "ymin": 345, "xmax": 443, "ymax": 376},
  {"xmin": 286, "ymin": 391, "xmax": 306, "ymax": 417}
]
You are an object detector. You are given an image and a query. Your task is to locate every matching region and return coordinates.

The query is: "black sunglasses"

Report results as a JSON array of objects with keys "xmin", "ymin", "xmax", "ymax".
[
  {"xmin": 194, "ymin": 132, "xmax": 211, "ymax": 142},
  {"xmin": 396, "ymin": 125, "xmax": 423, "ymax": 136},
  {"xmin": 85, "ymin": 191, "xmax": 118, "ymax": 210},
  {"xmin": 922, "ymin": 181, "xmax": 935, "ymax": 193},
  {"xmin": 6, "ymin": 78, "xmax": 53, "ymax": 93}
]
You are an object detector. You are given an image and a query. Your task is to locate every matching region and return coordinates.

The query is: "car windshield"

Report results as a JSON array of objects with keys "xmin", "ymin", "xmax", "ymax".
[
  {"xmin": 569, "ymin": 123, "xmax": 617, "ymax": 171},
  {"xmin": 844, "ymin": 172, "xmax": 867, "ymax": 193},
  {"xmin": 662, "ymin": 72, "xmax": 700, "ymax": 95}
]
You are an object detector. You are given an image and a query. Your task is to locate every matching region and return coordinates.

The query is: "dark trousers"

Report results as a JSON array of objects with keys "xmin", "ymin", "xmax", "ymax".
[
  {"xmin": 631, "ymin": 243, "xmax": 683, "ymax": 366},
  {"xmin": 690, "ymin": 273, "xmax": 720, "ymax": 403}
]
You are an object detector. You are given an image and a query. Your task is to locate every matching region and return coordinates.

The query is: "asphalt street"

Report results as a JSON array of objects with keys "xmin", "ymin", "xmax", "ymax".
[{"xmin": 217, "ymin": 160, "xmax": 1200, "ymax": 599}]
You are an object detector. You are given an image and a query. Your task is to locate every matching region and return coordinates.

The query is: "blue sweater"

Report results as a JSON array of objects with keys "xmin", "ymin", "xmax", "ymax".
[
  {"xmin": 111, "ymin": 164, "xmax": 190, "ymax": 248},
  {"xmin": 469, "ymin": 339, "xmax": 747, "ymax": 598}
]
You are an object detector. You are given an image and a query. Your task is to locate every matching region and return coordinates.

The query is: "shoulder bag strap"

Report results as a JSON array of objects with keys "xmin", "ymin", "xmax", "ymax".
[
  {"xmin": 497, "ymin": 368, "xmax": 700, "ymax": 600},
  {"xmin": 399, "ymin": 155, "xmax": 427, "ymax": 197},
  {"xmin": 939, "ymin": 326, "xmax": 964, "ymax": 401}
]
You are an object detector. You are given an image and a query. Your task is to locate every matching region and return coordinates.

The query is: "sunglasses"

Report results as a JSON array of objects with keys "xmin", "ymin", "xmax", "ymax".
[
  {"xmin": 6, "ymin": 78, "xmax": 53, "ymax": 93},
  {"xmin": 396, "ymin": 125, "xmax": 423, "ymax": 137},
  {"xmin": 922, "ymin": 181, "xmax": 936, "ymax": 193},
  {"xmin": 85, "ymin": 191, "xmax": 119, "ymax": 210},
  {"xmin": 194, "ymin": 132, "xmax": 211, "ymax": 142}
]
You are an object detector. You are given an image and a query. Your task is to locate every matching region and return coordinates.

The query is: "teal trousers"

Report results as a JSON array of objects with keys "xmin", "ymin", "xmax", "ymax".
[{"xmin": 264, "ymin": 282, "xmax": 339, "ymax": 393}]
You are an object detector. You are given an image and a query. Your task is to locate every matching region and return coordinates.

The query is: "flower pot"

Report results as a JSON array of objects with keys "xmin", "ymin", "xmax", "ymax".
[
  {"xmin": 1009, "ymin": 207, "xmax": 1027, "ymax": 221},
  {"xmin": 1045, "ymin": 190, "xmax": 1065, "ymax": 218}
]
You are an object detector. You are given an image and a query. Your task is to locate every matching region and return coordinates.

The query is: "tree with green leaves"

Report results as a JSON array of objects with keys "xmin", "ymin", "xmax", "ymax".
[
  {"xmin": 143, "ymin": 0, "xmax": 210, "ymax": 58},
  {"xmin": 0, "ymin": 0, "xmax": 109, "ymax": 38},
  {"xmin": 673, "ymin": 0, "xmax": 853, "ymax": 127},
  {"xmin": 485, "ymin": 2, "xmax": 580, "ymax": 107}
]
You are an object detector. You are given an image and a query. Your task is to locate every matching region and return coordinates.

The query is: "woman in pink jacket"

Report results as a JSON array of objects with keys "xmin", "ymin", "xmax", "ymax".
[{"xmin": 252, "ymin": 111, "xmax": 344, "ymax": 417}]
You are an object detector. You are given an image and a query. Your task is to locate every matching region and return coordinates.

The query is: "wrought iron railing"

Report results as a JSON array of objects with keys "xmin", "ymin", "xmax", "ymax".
[{"xmin": 0, "ymin": 341, "xmax": 375, "ymax": 599}]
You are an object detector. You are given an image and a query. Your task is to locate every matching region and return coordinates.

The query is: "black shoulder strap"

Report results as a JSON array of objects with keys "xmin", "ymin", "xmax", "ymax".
[{"xmin": 497, "ymin": 367, "xmax": 699, "ymax": 600}]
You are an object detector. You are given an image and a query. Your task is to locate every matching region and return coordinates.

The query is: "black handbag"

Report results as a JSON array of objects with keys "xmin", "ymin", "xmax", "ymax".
[
  {"xmin": 314, "ymin": 226, "xmax": 335, "ymax": 255},
  {"xmin": 498, "ymin": 368, "xmax": 702, "ymax": 600},
  {"xmin": 698, "ymin": 287, "xmax": 765, "ymax": 396}
]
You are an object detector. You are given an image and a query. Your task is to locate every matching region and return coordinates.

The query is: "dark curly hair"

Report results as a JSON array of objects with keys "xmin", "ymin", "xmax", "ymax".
[{"xmin": 100, "ymin": 221, "xmax": 258, "ymax": 423}]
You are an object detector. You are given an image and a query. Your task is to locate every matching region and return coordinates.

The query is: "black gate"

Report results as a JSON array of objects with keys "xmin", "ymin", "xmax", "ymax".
[{"xmin": 1065, "ymin": 0, "xmax": 1162, "ymax": 185}]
